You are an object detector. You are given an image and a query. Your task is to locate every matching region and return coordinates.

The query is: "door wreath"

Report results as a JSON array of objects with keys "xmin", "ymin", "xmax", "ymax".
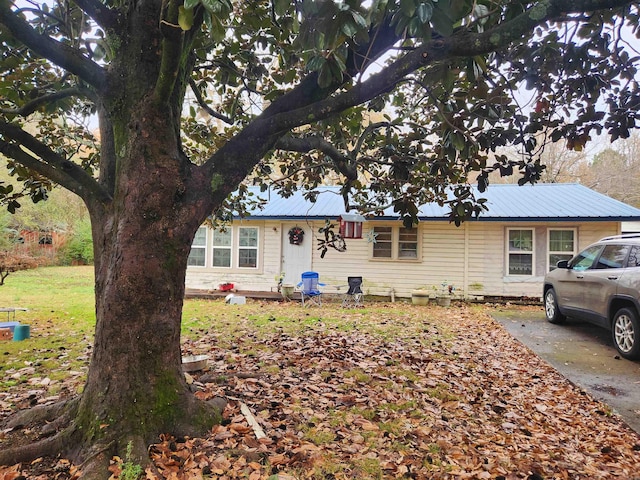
[{"xmin": 288, "ymin": 226, "xmax": 304, "ymax": 245}]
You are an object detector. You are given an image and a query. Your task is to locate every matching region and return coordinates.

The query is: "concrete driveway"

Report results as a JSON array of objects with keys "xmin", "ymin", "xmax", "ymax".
[{"xmin": 491, "ymin": 306, "xmax": 640, "ymax": 435}]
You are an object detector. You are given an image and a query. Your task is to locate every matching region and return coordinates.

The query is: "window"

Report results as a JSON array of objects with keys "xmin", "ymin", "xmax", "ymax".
[
  {"xmin": 238, "ymin": 227, "xmax": 258, "ymax": 268},
  {"xmin": 372, "ymin": 227, "xmax": 392, "ymax": 258},
  {"xmin": 508, "ymin": 229, "xmax": 533, "ymax": 275},
  {"xmin": 548, "ymin": 229, "xmax": 576, "ymax": 270},
  {"xmin": 212, "ymin": 229, "xmax": 232, "ymax": 267},
  {"xmin": 371, "ymin": 226, "xmax": 420, "ymax": 260},
  {"xmin": 628, "ymin": 246, "xmax": 640, "ymax": 268},
  {"xmin": 187, "ymin": 227, "xmax": 207, "ymax": 267},
  {"xmin": 398, "ymin": 227, "xmax": 418, "ymax": 258},
  {"xmin": 188, "ymin": 225, "xmax": 262, "ymax": 271},
  {"xmin": 569, "ymin": 244, "xmax": 602, "ymax": 271},
  {"xmin": 594, "ymin": 244, "xmax": 629, "ymax": 269}
]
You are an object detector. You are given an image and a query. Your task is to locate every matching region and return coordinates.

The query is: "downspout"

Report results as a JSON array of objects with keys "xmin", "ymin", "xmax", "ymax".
[{"xmin": 463, "ymin": 223, "xmax": 469, "ymax": 300}]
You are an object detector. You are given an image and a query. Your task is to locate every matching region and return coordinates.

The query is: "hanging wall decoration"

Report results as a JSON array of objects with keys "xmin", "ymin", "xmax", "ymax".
[{"xmin": 288, "ymin": 226, "xmax": 304, "ymax": 245}]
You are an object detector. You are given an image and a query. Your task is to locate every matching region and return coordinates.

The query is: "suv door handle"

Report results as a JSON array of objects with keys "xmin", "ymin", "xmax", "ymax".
[
  {"xmin": 576, "ymin": 275, "xmax": 584, "ymax": 279},
  {"xmin": 608, "ymin": 275, "xmax": 619, "ymax": 280}
]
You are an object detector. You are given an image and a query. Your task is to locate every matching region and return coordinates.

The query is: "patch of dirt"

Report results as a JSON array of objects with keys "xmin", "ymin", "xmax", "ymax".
[
  {"xmin": 591, "ymin": 384, "xmax": 627, "ymax": 397},
  {"xmin": 2, "ymin": 303, "xmax": 640, "ymax": 479}
]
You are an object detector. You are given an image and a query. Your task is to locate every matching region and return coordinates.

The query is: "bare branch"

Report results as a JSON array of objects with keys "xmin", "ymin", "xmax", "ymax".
[
  {"xmin": 0, "ymin": 87, "xmax": 95, "ymax": 116},
  {"xmin": 0, "ymin": 121, "xmax": 111, "ymax": 204},
  {"xmin": 275, "ymin": 135, "xmax": 357, "ymax": 182},
  {"xmin": 188, "ymin": 78, "xmax": 232, "ymax": 124},
  {"xmin": 0, "ymin": 1, "xmax": 106, "ymax": 89},
  {"xmin": 352, "ymin": 122, "xmax": 391, "ymax": 157},
  {"xmin": 72, "ymin": 0, "xmax": 119, "ymax": 29}
]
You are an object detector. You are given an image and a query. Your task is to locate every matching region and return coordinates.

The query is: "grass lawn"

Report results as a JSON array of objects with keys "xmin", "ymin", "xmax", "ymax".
[{"xmin": 1, "ymin": 266, "xmax": 640, "ymax": 479}]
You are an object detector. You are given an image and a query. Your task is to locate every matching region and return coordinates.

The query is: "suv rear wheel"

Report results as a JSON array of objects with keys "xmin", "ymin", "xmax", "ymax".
[
  {"xmin": 544, "ymin": 288, "xmax": 566, "ymax": 324},
  {"xmin": 612, "ymin": 308, "xmax": 640, "ymax": 360}
]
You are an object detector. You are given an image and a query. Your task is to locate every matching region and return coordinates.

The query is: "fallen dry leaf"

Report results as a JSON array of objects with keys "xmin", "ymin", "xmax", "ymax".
[{"xmin": 3, "ymin": 302, "xmax": 640, "ymax": 479}]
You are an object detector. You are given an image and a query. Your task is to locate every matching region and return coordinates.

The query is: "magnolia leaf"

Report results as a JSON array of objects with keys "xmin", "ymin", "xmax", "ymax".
[
  {"xmin": 417, "ymin": 2, "xmax": 433, "ymax": 23},
  {"xmin": 178, "ymin": 6, "xmax": 194, "ymax": 31},
  {"xmin": 183, "ymin": 0, "xmax": 200, "ymax": 9}
]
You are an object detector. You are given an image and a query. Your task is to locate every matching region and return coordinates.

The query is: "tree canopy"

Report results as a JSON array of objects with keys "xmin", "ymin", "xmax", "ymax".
[
  {"xmin": 1, "ymin": 0, "xmax": 639, "ymax": 476},
  {"xmin": 2, "ymin": 0, "xmax": 638, "ymax": 224}
]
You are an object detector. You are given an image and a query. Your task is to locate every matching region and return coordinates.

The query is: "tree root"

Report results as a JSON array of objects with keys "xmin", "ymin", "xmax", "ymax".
[
  {"xmin": 0, "ymin": 398, "xmax": 81, "ymax": 466},
  {"xmin": 0, "ymin": 394, "xmax": 227, "ymax": 479},
  {"xmin": 0, "ymin": 423, "xmax": 78, "ymax": 466},
  {"xmin": 4, "ymin": 397, "xmax": 77, "ymax": 431}
]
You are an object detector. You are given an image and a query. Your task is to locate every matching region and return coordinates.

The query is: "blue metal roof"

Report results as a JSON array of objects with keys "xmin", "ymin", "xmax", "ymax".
[{"xmin": 242, "ymin": 183, "xmax": 640, "ymax": 222}]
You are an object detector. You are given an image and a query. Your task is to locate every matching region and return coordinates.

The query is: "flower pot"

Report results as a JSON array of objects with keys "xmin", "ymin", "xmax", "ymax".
[
  {"xmin": 281, "ymin": 284, "xmax": 295, "ymax": 300},
  {"xmin": 411, "ymin": 290, "xmax": 430, "ymax": 305},
  {"xmin": 436, "ymin": 296, "xmax": 451, "ymax": 307}
]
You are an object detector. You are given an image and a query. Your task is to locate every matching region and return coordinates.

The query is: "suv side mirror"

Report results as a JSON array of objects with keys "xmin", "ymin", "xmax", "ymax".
[{"xmin": 556, "ymin": 260, "xmax": 569, "ymax": 269}]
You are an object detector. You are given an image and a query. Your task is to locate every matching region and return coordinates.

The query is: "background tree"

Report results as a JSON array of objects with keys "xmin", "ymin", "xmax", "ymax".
[
  {"xmin": 0, "ymin": 157, "xmax": 91, "ymax": 263},
  {"xmin": 1, "ymin": 0, "xmax": 639, "ymax": 476},
  {"xmin": 0, "ymin": 249, "xmax": 38, "ymax": 285},
  {"xmin": 580, "ymin": 132, "xmax": 640, "ymax": 206},
  {"xmin": 0, "ymin": 211, "xmax": 38, "ymax": 284}
]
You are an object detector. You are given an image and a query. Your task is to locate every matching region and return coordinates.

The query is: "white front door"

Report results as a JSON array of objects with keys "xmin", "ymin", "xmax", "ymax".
[{"xmin": 281, "ymin": 223, "xmax": 312, "ymax": 285}]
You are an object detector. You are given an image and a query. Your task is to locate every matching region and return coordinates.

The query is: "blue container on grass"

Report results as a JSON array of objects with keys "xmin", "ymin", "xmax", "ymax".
[
  {"xmin": 0, "ymin": 321, "xmax": 20, "ymax": 332},
  {"xmin": 13, "ymin": 324, "xmax": 30, "ymax": 341}
]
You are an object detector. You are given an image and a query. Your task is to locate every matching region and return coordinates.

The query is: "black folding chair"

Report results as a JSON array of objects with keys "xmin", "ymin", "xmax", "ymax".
[{"xmin": 342, "ymin": 276, "xmax": 364, "ymax": 307}]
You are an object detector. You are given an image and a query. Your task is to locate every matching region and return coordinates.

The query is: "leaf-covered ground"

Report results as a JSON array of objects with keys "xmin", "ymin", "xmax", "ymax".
[{"xmin": 2, "ymin": 301, "xmax": 640, "ymax": 479}]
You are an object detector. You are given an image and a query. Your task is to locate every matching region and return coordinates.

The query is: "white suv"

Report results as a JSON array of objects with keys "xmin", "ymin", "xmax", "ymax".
[{"xmin": 543, "ymin": 234, "xmax": 640, "ymax": 360}]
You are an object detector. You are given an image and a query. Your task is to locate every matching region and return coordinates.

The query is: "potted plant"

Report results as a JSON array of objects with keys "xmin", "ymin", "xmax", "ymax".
[
  {"xmin": 436, "ymin": 281, "xmax": 454, "ymax": 307},
  {"xmin": 411, "ymin": 286, "xmax": 431, "ymax": 305}
]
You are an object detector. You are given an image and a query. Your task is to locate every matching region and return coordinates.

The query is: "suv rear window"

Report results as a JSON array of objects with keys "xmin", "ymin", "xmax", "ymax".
[{"xmin": 628, "ymin": 246, "xmax": 640, "ymax": 267}]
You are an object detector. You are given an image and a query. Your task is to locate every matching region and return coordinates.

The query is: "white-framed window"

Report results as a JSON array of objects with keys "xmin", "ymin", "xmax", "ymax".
[
  {"xmin": 238, "ymin": 227, "xmax": 258, "ymax": 268},
  {"xmin": 398, "ymin": 227, "xmax": 418, "ymax": 259},
  {"xmin": 371, "ymin": 225, "xmax": 420, "ymax": 261},
  {"xmin": 212, "ymin": 229, "xmax": 232, "ymax": 267},
  {"xmin": 548, "ymin": 229, "xmax": 576, "ymax": 271},
  {"xmin": 211, "ymin": 226, "xmax": 259, "ymax": 269},
  {"xmin": 507, "ymin": 228, "xmax": 534, "ymax": 275},
  {"xmin": 188, "ymin": 225, "xmax": 262, "ymax": 271},
  {"xmin": 372, "ymin": 226, "xmax": 393, "ymax": 258},
  {"xmin": 187, "ymin": 226, "xmax": 207, "ymax": 267}
]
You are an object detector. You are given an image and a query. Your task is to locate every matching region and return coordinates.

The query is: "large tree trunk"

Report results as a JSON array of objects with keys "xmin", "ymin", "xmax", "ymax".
[
  {"xmin": 0, "ymin": 7, "xmax": 231, "ymax": 477},
  {"xmin": 78, "ymin": 97, "xmax": 222, "ymax": 467},
  {"xmin": 0, "ymin": 98, "xmax": 224, "ymax": 478}
]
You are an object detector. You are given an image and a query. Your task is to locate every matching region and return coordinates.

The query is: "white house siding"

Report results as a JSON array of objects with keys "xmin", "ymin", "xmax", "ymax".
[
  {"xmin": 309, "ymin": 221, "xmax": 466, "ymax": 298},
  {"xmin": 184, "ymin": 220, "xmax": 283, "ymax": 292},
  {"xmin": 185, "ymin": 219, "xmax": 623, "ymax": 299},
  {"xmin": 463, "ymin": 221, "xmax": 621, "ymax": 299}
]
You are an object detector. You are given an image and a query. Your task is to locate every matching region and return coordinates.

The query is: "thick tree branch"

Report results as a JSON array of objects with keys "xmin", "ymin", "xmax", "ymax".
[
  {"xmin": 261, "ymin": 14, "xmax": 403, "ymax": 121},
  {"xmin": 0, "ymin": 87, "xmax": 94, "ymax": 116},
  {"xmin": 245, "ymin": 0, "xmax": 637, "ymax": 140},
  {"xmin": 0, "ymin": 121, "xmax": 111, "ymax": 204},
  {"xmin": 0, "ymin": 0, "xmax": 105, "ymax": 89},
  {"xmin": 72, "ymin": 0, "xmax": 119, "ymax": 29},
  {"xmin": 448, "ymin": 0, "xmax": 634, "ymax": 58}
]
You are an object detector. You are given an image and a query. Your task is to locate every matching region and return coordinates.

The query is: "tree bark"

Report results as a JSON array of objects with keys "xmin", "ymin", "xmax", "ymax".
[
  {"xmin": 72, "ymin": 97, "xmax": 222, "ymax": 475},
  {"xmin": 0, "ymin": 97, "xmax": 224, "ymax": 477}
]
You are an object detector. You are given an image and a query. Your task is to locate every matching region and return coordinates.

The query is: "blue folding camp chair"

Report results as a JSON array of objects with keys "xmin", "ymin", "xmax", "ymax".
[
  {"xmin": 297, "ymin": 271, "xmax": 325, "ymax": 307},
  {"xmin": 342, "ymin": 276, "xmax": 364, "ymax": 307}
]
